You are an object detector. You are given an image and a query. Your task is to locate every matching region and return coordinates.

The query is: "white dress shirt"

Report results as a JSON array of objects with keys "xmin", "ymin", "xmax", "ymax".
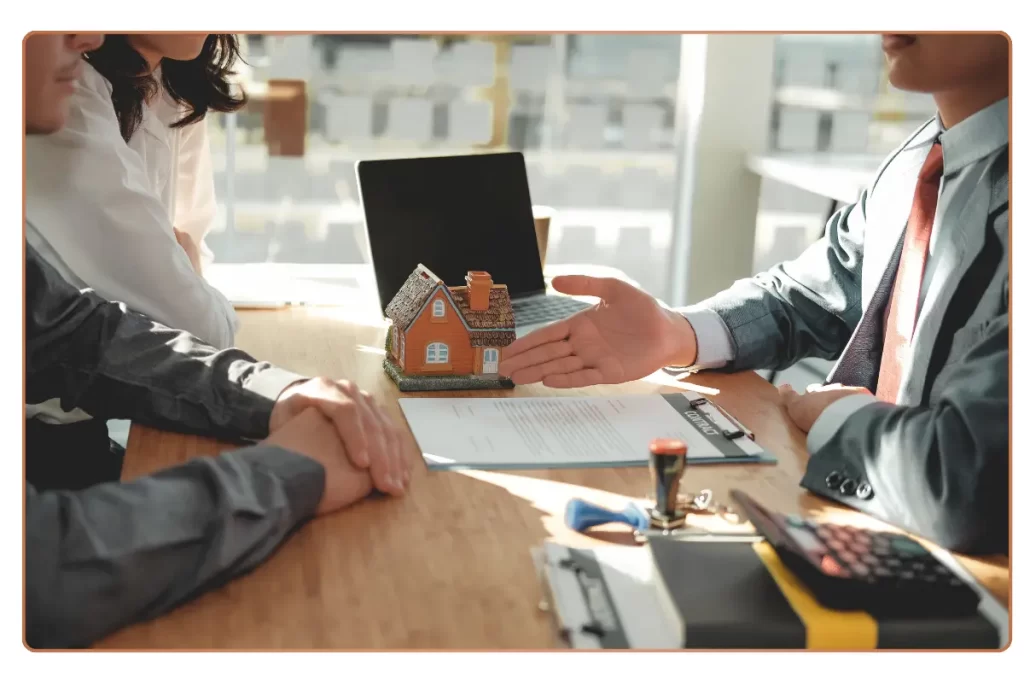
[{"xmin": 26, "ymin": 62, "xmax": 238, "ymax": 351}]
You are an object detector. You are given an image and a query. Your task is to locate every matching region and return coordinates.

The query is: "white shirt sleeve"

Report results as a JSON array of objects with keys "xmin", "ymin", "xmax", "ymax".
[
  {"xmin": 675, "ymin": 306, "xmax": 736, "ymax": 370},
  {"xmin": 25, "ymin": 69, "xmax": 238, "ymax": 349},
  {"xmin": 806, "ymin": 393, "xmax": 880, "ymax": 453},
  {"xmin": 174, "ymin": 117, "xmax": 218, "ymax": 272}
]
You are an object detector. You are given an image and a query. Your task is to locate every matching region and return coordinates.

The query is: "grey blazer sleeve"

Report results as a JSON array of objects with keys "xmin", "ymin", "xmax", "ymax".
[
  {"xmin": 799, "ymin": 308, "xmax": 1008, "ymax": 555},
  {"xmin": 695, "ymin": 196, "xmax": 867, "ymax": 372},
  {"xmin": 26, "ymin": 446, "xmax": 325, "ymax": 648},
  {"xmin": 25, "ymin": 244, "xmax": 304, "ymax": 441}
]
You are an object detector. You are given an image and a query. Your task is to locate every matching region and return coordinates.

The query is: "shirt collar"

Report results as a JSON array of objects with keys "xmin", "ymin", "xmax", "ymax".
[{"xmin": 903, "ymin": 97, "xmax": 1008, "ymax": 175}]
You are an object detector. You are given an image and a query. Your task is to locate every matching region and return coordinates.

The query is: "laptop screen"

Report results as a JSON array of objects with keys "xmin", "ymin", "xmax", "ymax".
[{"xmin": 357, "ymin": 152, "xmax": 546, "ymax": 312}]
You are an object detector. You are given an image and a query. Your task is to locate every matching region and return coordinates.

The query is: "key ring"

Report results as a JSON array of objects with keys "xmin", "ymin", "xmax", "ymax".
[{"xmin": 677, "ymin": 488, "xmax": 741, "ymax": 524}]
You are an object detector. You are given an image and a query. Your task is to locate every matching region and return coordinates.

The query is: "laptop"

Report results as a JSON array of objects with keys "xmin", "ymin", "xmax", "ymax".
[{"xmin": 356, "ymin": 152, "xmax": 590, "ymax": 335}]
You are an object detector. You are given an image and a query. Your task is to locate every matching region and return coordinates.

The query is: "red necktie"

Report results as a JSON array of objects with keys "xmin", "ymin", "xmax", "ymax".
[{"xmin": 875, "ymin": 142, "xmax": 944, "ymax": 403}]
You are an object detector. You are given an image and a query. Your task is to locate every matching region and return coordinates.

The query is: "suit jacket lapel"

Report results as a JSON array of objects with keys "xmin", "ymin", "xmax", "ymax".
[{"xmin": 898, "ymin": 154, "xmax": 1006, "ymax": 404}]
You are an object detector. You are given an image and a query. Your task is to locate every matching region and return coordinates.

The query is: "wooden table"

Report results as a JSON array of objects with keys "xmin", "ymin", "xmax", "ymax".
[{"xmin": 98, "ymin": 307, "xmax": 1009, "ymax": 648}]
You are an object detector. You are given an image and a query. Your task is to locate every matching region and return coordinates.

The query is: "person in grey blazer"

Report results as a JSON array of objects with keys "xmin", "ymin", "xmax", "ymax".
[
  {"xmin": 24, "ymin": 34, "xmax": 412, "ymax": 648},
  {"xmin": 501, "ymin": 33, "xmax": 1009, "ymax": 555}
]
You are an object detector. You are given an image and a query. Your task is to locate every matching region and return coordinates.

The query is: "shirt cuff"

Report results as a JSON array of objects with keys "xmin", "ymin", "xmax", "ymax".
[
  {"xmin": 806, "ymin": 393, "xmax": 879, "ymax": 453},
  {"xmin": 676, "ymin": 306, "xmax": 736, "ymax": 370},
  {"xmin": 246, "ymin": 366, "xmax": 308, "ymax": 403}
]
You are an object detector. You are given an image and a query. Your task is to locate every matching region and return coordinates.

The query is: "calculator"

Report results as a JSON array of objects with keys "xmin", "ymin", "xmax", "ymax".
[{"xmin": 730, "ymin": 490, "xmax": 981, "ymax": 618}]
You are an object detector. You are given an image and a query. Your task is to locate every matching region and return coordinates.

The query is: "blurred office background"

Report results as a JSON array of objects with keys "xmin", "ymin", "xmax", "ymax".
[{"xmin": 203, "ymin": 33, "xmax": 934, "ymax": 389}]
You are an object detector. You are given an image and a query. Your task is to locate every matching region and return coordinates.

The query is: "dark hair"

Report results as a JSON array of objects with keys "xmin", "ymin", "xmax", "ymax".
[{"xmin": 84, "ymin": 34, "xmax": 248, "ymax": 142}]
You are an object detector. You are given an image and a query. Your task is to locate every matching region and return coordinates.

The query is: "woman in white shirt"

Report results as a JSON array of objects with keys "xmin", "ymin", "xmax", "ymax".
[
  {"xmin": 26, "ymin": 33, "xmax": 245, "ymax": 351},
  {"xmin": 25, "ymin": 34, "xmax": 248, "ymax": 491}
]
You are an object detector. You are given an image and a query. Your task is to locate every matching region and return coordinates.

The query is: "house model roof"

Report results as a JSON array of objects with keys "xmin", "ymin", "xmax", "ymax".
[{"xmin": 384, "ymin": 264, "xmax": 516, "ymax": 347}]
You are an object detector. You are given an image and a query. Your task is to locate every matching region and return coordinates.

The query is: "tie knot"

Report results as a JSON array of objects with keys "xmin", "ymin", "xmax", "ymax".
[{"xmin": 920, "ymin": 142, "xmax": 944, "ymax": 182}]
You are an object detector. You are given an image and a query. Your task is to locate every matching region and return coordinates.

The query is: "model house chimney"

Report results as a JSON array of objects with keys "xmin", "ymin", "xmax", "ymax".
[{"xmin": 466, "ymin": 271, "xmax": 493, "ymax": 311}]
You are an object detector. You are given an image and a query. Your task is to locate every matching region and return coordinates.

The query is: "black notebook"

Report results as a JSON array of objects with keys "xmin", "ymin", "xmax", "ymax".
[{"xmin": 534, "ymin": 538, "xmax": 1006, "ymax": 650}]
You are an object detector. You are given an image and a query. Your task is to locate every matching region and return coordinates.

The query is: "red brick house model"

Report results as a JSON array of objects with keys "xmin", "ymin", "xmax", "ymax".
[{"xmin": 383, "ymin": 264, "xmax": 516, "ymax": 391}]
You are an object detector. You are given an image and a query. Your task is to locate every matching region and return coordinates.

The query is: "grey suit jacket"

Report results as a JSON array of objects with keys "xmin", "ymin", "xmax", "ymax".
[{"xmin": 693, "ymin": 103, "xmax": 1008, "ymax": 554}]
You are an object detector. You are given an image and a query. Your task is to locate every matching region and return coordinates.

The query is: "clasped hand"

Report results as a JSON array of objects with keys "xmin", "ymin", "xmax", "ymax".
[{"xmin": 265, "ymin": 378, "xmax": 414, "ymax": 515}]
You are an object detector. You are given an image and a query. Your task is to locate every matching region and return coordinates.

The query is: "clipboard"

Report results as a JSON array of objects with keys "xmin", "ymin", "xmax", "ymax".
[{"xmin": 400, "ymin": 391, "xmax": 774, "ymax": 471}]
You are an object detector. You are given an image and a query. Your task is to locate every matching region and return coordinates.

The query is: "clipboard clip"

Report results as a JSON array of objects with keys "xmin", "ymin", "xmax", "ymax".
[
  {"xmin": 689, "ymin": 397, "xmax": 755, "ymax": 441},
  {"xmin": 552, "ymin": 556, "xmax": 615, "ymax": 640}
]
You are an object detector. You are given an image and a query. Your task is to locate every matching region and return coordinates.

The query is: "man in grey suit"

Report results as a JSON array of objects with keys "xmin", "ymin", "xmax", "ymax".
[{"xmin": 501, "ymin": 33, "xmax": 1008, "ymax": 555}]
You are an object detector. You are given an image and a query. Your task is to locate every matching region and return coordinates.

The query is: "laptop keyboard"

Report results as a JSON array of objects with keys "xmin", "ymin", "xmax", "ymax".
[{"xmin": 512, "ymin": 296, "xmax": 591, "ymax": 326}]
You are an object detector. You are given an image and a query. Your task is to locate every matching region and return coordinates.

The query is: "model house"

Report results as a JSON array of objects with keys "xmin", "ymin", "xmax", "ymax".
[{"xmin": 383, "ymin": 264, "xmax": 516, "ymax": 390}]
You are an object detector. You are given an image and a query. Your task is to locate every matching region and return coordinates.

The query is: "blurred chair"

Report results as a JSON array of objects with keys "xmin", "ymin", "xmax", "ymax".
[
  {"xmin": 263, "ymin": 80, "xmax": 308, "ymax": 158},
  {"xmin": 447, "ymin": 100, "xmax": 493, "ymax": 145},
  {"xmin": 264, "ymin": 35, "xmax": 314, "ymax": 81},
  {"xmin": 437, "ymin": 40, "xmax": 496, "ymax": 88},
  {"xmin": 389, "ymin": 38, "xmax": 438, "ymax": 88},
  {"xmin": 386, "ymin": 97, "xmax": 434, "ymax": 143},
  {"xmin": 323, "ymin": 94, "xmax": 374, "ymax": 144},
  {"xmin": 509, "ymin": 45, "xmax": 552, "ymax": 94}
]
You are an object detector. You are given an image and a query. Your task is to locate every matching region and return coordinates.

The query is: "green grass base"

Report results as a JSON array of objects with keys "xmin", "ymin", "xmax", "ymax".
[{"xmin": 383, "ymin": 357, "xmax": 515, "ymax": 392}]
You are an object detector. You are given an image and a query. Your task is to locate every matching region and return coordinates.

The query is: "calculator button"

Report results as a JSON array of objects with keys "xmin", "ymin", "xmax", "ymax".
[
  {"xmin": 948, "ymin": 578, "xmax": 964, "ymax": 587},
  {"xmin": 899, "ymin": 570, "xmax": 916, "ymax": 580},
  {"xmin": 911, "ymin": 562, "xmax": 927, "ymax": 572},
  {"xmin": 851, "ymin": 564, "xmax": 870, "ymax": 577},
  {"xmin": 838, "ymin": 550, "xmax": 858, "ymax": 564},
  {"xmin": 934, "ymin": 565, "xmax": 949, "ymax": 575},
  {"xmin": 849, "ymin": 542, "xmax": 870, "ymax": 556},
  {"xmin": 873, "ymin": 567, "xmax": 892, "ymax": 578},
  {"xmin": 885, "ymin": 558, "xmax": 902, "ymax": 569},
  {"xmin": 922, "ymin": 575, "xmax": 937, "ymax": 583},
  {"xmin": 861, "ymin": 554, "xmax": 879, "ymax": 566},
  {"xmin": 891, "ymin": 537, "xmax": 929, "ymax": 556}
]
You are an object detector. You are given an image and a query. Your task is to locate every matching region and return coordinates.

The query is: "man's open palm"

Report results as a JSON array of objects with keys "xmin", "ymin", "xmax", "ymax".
[{"xmin": 499, "ymin": 275, "xmax": 696, "ymax": 388}]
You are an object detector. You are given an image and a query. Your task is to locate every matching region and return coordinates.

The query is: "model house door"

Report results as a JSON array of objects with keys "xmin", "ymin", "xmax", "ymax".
[{"xmin": 483, "ymin": 348, "xmax": 499, "ymax": 374}]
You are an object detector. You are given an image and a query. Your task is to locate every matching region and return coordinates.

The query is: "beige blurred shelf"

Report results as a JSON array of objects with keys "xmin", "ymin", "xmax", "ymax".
[{"xmin": 747, "ymin": 152, "xmax": 884, "ymax": 204}]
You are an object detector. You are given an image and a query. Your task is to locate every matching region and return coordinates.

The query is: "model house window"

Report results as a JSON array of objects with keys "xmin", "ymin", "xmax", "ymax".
[
  {"xmin": 426, "ymin": 342, "xmax": 449, "ymax": 364},
  {"xmin": 432, "ymin": 299, "xmax": 446, "ymax": 317}
]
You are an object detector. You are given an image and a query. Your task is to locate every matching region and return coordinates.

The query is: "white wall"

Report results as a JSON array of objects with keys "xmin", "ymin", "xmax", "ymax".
[{"xmin": 669, "ymin": 34, "xmax": 775, "ymax": 306}]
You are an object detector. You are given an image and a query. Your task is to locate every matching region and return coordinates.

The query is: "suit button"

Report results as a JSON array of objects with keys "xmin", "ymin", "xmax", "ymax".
[
  {"xmin": 839, "ymin": 478, "xmax": 857, "ymax": 496},
  {"xmin": 825, "ymin": 471, "xmax": 843, "ymax": 490},
  {"xmin": 856, "ymin": 482, "xmax": 874, "ymax": 500}
]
